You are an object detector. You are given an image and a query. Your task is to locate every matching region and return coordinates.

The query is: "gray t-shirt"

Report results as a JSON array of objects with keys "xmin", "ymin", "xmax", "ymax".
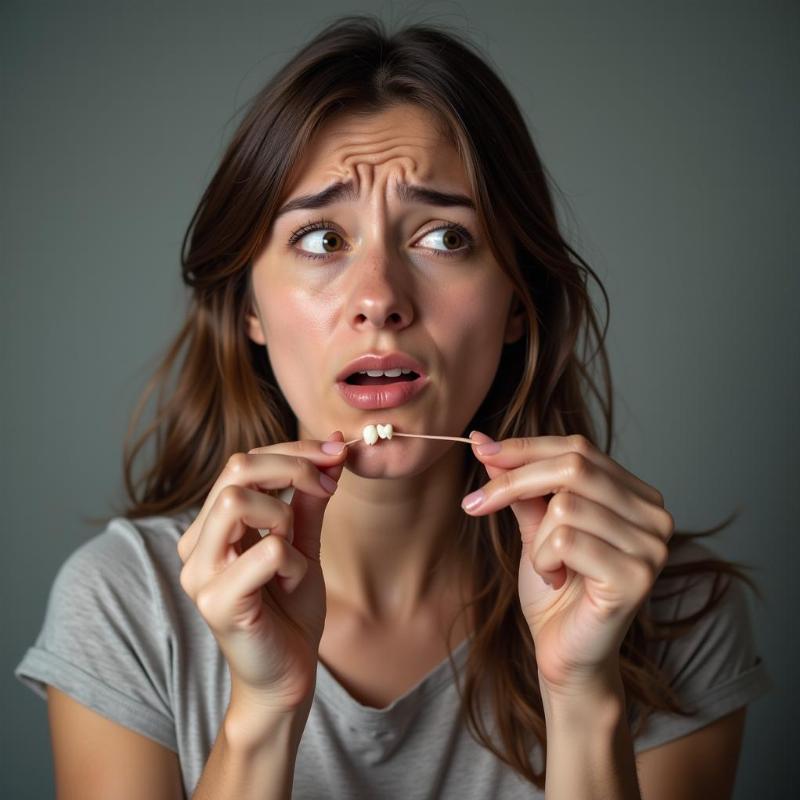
[{"xmin": 15, "ymin": 512, "xmax": 772, "ymax": 798}]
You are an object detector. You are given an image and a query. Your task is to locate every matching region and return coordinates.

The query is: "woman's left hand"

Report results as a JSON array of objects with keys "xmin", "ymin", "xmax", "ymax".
[{"xmin": 463, "ymin": 431, "xmax": 674, "ymax": 696}]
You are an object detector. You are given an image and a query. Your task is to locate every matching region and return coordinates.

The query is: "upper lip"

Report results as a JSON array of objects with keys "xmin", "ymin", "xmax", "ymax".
[{"xmin": 335, "ymin": 351, "xmax": 428, "ymax": 383}]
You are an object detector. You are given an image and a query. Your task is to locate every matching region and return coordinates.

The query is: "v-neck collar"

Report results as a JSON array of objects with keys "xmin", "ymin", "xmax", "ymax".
[{"xmin": 315, "ymin": 634, "xmax": 473, "ymax": 732}]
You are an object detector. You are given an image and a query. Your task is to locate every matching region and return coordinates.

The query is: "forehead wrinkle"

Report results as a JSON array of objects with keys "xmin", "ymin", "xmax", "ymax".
[
  {"xmin": 334, "ymin": 142, "xmax": 434, "ymax": 183},
  {"xmin": 332, "ymin": 134, "xmax": 441, "ymax": 156}
]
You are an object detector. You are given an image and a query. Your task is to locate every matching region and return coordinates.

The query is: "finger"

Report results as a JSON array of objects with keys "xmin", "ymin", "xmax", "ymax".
[
  {"xmin": 180, "ymin": 487, "xmax": 292, "ymax": 596},
  {"xmin": 319, "ymin": 430, "xmax": 347, "ymax": 483},
  {"xmin": 531, "ymin": 491, "xmax": 669, "ymax": 577},
  {"xmin": 468, "ymin": 431, "xmax": 549, "ymax": 539},
  {"xmin": 195, "ymin": 535, "xmax": 308, "ymax": 630},
  {"xmin": 178, "ymin": 442, "xmax": 346, "ymax": 562},
  {"xmin": 463, "ymin": 451, "xmax": 662, "ymax": 537},
  {"xmin": 533, "ymin": 526, "xmax": 659, "ymax": 606},
  {"xmin": 290, "ymin": 430, "xmax": 345, "ymax": 562},
  {"xmin": 470, "ymin": 432, "xmax": 664, "ymax": 508}
]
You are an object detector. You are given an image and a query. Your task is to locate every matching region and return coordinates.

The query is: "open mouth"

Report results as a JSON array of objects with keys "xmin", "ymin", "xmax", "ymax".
[{"xmin": 345, "ymin": 371, "xmax": 420, "ymax": 386}]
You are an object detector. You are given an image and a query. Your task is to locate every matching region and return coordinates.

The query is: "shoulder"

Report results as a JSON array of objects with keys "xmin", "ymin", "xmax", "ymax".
[
  {"xmin": 58, "ymin": 509, "xmax": 196, "ymax": 588},
  {"xmin": 630, "ymin": 536, "xmax": 773, "ymax": 752},
  {"xmin": 41, "ymin": 509, "xmax": 200, "ymax": 644},
  {"xmin": 15, "ymin": 509, "xmax": 201, "ymax": 744},
  {"xmin": 645, "ymin": 537, "xmax": 752, "ymax": 627}
]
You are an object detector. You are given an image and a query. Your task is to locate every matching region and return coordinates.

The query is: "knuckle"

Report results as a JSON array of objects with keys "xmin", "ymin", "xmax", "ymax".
[
  {"xmin": 562, "ymin": 451, "xmax": 589, "ymax": 481},
  {"xmin": 652, "ymin": 540, "xmax": 669, "ymax": 571},
  {"xmin": 632, "ymin": 559, "xmax": 656, "ymax": 590},
  {"xmin": 568, "ymin": 434, "xmax": 593, "ymax": 456},
  {"xmin": 656, "ymin": 507, "xmax": 675, "ymax": 538},
  {"xmin": 218, "ymin": 483, "xmax": 248, "ymax": 512},
  {"xmin": 498, "ymin": 470, "xmax": 516, "ymax": 495},
  {"xmin": 225, "ymin": 452, "xmax": 249, "ymax": 476},
  {"xmin": 549, "ymin": 491, "xmax": 574, "ymax": 519},
  {"xmin": 552, "ymin": 525, "xmax": 574, "ymax": 552},
  {"xmin": 179, "ymin": 566, "xmax": 194, "ymax": 597},
  {"xmin": 195, "ymin": 587, "xmax": 218, "ymax": 620},
  {"xmin": 293, "ymin": 455, "xmax": 313, "ymax": 477}
]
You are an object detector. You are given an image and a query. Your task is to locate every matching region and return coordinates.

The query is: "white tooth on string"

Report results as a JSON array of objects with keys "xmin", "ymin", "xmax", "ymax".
[
  {"xmin": 342, "ymin": 425, "xmax": 479, "ymax": 448},
  {"xmin": 258, "ymin": 428, "xmax": 484, "ymax": 537}
]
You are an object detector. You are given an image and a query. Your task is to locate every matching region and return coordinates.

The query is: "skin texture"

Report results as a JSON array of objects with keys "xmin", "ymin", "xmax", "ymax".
[
  {"xmin": 246, "ymin": 103, "xmax": 525, "ymax": 624},
  {"xmin": 46, "ymin": 102, "xmax": 748, "ymax": 800},
  {"xmin": 242, "ymin": 103, "xmax": 748, "ymax": 798}
]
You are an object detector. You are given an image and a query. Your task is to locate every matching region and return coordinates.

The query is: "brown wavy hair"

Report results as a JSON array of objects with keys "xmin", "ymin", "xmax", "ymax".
[{"xmin": 88, "ymin": 13, "xmax": 761, "ymax": 789}]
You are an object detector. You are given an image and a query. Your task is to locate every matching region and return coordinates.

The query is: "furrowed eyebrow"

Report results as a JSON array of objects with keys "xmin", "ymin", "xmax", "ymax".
[{"xmin": 274, "ymin": 179, "xmax": 476, "ymax": 218}]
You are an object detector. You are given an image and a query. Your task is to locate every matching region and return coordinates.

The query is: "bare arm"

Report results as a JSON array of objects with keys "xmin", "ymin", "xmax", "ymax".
[
  {"xmin": 541, "ymin": 670, "xmax": 748, "ymax": 800},
  {"xmin": 47, "ymin": 686, "xmax": 185, "ymax": 800},
  {"xmin": 191, "ymin": 688, "xmax": 310, "ymax": 800},
  {"xmin": 635, "ymin": 707, "xmax": 746, "ymax": 800},
  {"xmin": 541, "ymin": 669, "xmax": 641, "ymax": 800}
]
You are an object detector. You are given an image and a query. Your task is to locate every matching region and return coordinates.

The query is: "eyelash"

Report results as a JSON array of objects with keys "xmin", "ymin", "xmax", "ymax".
[{"xmin": 286, "ymin": 217, "xmax": 476, "ymax": 261}]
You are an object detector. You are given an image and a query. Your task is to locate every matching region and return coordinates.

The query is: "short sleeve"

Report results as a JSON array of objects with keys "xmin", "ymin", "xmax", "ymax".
[
  {"xmin": 631, "ymin": 540, "xmax": 773, "ymax": 752},
  {"xmin": 14, "ymin": 517, "xmax": 177, "ymax": 751}
]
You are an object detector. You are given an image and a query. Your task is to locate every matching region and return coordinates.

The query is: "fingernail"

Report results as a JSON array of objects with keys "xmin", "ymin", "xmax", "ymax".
[
  {"xmin": 470, "ymin": 431, "xmax": 501, "ymax": 455},
  {"xmin": 476, "ymin": 440, "xmax": 501, "ymax": 456},
  {"xmin": 319, "ymin": 472, "xmax": 338, "ymax": 493},
  {"xmin": 462, "ymin": 489, "xmax": 485, "ymax": 512},
  {"xmin": 322, "ymin": 441, "xmax": 345, "ymax": 454}
]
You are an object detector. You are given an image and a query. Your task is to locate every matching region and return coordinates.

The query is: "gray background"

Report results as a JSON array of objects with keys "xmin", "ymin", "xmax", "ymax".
[{"xmin": 3, "ymin": 1, "xmax": 796, "ymax": 797}]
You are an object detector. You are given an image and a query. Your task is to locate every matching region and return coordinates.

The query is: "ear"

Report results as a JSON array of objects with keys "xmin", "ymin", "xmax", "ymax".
[
  {"xmin": 503, "ymin": 294, "xmax": 526, "ymax": 344},
  {"xmin": 245, "ymin": 305, "xmax": 267, "ymax": 346}
]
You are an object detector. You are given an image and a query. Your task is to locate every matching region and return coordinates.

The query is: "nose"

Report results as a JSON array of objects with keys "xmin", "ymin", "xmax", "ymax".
[{"xmin": 346, "ymin": 247, "xmax": 414, "ymax": 332}]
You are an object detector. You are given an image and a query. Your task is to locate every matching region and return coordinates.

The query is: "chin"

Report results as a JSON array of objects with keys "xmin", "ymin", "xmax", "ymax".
[{"xmin": 343, "ymin": 440, "xmax": 441, "ymax": 480}]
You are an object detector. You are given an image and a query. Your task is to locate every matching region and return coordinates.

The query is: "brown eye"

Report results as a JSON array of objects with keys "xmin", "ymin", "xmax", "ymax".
[
  {"xmin": 442, "ymin": 229, "xmax": 462, "ymax": 250},
  {"xmin": 287, "ymin": 220, "xmax": 348, "ymax": 261},
  {"xmin": 417, "ymin": 223, "xmax": 475, "ymax": 258},
  {"xmin": 321, "ymin": 231, "xmax": 342, "ymax": 252}
]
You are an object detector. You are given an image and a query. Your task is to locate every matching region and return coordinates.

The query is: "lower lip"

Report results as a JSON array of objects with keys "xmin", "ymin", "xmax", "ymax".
[{"xmin": 335, "ymin": 376, "xmax": 429, "ymax": 410}]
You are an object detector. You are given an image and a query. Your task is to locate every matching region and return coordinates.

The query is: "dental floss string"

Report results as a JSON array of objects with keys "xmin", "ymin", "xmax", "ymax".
[
  {"xmin": 258, "ymin": 426, "xmax": 480, "ymax": 537},
  {"xmin": 343, "ymin": 431, "xmax": 476, "ymax": 447}
]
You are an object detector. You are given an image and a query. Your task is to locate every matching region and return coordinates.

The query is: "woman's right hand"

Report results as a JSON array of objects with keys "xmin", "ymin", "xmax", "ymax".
[{"xmin": 177, "ymin": 430, "xmax": 348, "ymax": 714}]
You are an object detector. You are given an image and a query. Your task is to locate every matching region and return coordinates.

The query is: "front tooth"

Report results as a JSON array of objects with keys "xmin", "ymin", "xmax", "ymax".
[
  {"xmin": 365, "ymin": 368, "xmax": 404, "ymax": 377},
  {"xmin": 362, "ymin": 424, "xmax": 378, "ymax": 445}
]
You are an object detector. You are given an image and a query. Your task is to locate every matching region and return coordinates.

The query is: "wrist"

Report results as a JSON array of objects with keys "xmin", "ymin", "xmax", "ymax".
[
  {"xmin": 539, "ymin": 663, "xmax": 641, "ymax": 799},
  {"xmin": 539, "ymin": 661, "xmax": 626, "ymax": 732},
  {"xmin": 224, "ymin": 686, "xmax": 311, "ymax": 756}
]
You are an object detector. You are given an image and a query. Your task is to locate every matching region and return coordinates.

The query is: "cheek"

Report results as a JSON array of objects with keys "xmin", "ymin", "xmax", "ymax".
[
  {"xmin": 261, "ymin": 293, "xmax": 332, "ymax": 403},
  {"xmin": 441, "ymin": 305, "xmax": 507, "ymax": 402}
]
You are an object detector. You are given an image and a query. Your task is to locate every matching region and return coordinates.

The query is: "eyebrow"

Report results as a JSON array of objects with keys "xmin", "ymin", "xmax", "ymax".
[{"xmin": 274, "ymin": 179, "xmax": 476, "ymax": 218}]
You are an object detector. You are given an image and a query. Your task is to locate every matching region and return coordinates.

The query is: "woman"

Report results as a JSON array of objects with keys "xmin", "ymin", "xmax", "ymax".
[{"xmin": 15, "ymin": 14, "xmax": 771, "ymax": 799}]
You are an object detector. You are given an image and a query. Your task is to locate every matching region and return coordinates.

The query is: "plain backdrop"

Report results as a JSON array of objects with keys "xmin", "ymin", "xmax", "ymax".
[{"xmin": 2, "ymin": 1, "xmax": 797, "ymax": 797}]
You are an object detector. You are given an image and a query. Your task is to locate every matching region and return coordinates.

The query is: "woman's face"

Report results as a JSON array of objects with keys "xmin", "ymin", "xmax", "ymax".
[{"xmin": 247, "ymin": 103, "xmax": 523, "ymax": 477}]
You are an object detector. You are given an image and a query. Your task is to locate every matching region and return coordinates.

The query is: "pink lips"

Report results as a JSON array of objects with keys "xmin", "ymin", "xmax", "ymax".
[{"xmin": 335, "ymin": 375, "xmax": 429, "ymax": 410}]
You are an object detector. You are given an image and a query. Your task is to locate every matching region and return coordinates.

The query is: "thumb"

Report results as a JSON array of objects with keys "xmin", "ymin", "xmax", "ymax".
[{"xmin": 290, "ymin": 430, "xmax": 345, "ymax": 561}]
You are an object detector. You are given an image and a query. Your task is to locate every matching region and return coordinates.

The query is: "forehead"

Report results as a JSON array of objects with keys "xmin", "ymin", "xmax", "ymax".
[{"xmin": 286, "ymin": 104, "xmax": 468, "ymax": 193}]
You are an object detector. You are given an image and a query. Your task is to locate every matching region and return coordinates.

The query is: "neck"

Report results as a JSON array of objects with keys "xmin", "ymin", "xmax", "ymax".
[{"xmin": 318, "ymin": 438, "xmax": 470, "ymax": 625}]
